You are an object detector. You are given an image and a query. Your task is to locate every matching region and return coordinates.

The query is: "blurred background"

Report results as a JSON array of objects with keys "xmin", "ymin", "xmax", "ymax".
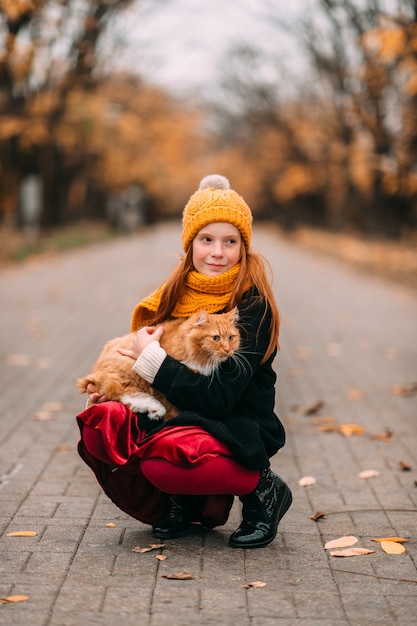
[{"xmin": 0, "ymin": 0, "xmax": 416, "ymax": 283}]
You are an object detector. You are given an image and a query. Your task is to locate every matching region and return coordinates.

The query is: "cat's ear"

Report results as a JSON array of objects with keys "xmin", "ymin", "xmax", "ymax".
[
  {"xmin": 193, "ymin": 310, "xmax": 209, "ymax": 326},
  {"xmin": 228, "ymin": 307, "xmax": 239, "ymax": 323}
]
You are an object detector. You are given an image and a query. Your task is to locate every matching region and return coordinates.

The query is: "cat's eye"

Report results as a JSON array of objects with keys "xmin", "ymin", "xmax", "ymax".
[
  {"xmin": 229, "ymin": 335, "xmax": 236, "ymax": 341},
  {"xmin": 212, "ymin": 335, "xmax": 220, "ymax": 342}
]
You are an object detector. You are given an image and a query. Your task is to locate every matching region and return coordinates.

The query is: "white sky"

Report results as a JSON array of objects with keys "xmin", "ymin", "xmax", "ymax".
[{"xmin": 107, "ymin": 0, "xmax": 310, "ymax": 97}]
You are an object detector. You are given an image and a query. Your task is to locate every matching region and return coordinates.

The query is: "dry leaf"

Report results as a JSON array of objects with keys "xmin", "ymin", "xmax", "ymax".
[
  {"xmin": 325, "ymin": 536, "xmax": 359, "ymax": 550},
  {"xmin": 106, "ymin": 523, "xmax": 116, "ymax": 528},
  {"xmin": 35, "ymin": 357, "xmax": 51, "ymax": 368},
  {"xmin": 161, "ymin": 572, "xmax": 195, "ymax": 580},
  {"xmin": 0, "ymin": 595, "xmax": 30, "ymax": 604},
  {"xmin": 347, "ymin": 389, "xmax": 364, "ymax": 400},
  {"xmin": 156, "ymin": 555, "xmax": 167, "ymax": 561},
  {"xmin": 242, "ymin": 581, "xmax": 268, "ymax": 588},
  {"xmin": 42, "ymin": 402, "xmax": 64, "ymax": 412},
  {"xmin": 55, "ymin": 445, "xmax": 72, "ymax": 451},
  {"xmin": 399, "ymin": 460, "xmax": 411, "ymax": 471},
  {"xmin": 33, "ymin": 411, "xmax": 54, "ymax": 421},
  {"xmin": 132, "ymin": 543, "xmax": 166, "ymax": 553},
  {"xmin": 358, "ymin": 469, "xmax": 380, "ymax": 479},
  {"xmin": 371, "ymin": 429, "xmax": 394, "ymax": 441},
  {"xmin": 330, "ymin": 548, "xmax": 375, "ymax": 557},
  {"xmin": 6, "ymin": 531, "xmax": 38, "ymax": 537},
  {"xmin": 391, "ymin": 383, "xmax": 417, "ymax": 397},
  {"xmin": 296, "ymin": 346, "xmax": 311, "ymax": 360},
  {"xmin": 6, "ymin": 354, "xmax": 31, "ymax": 366},
  {"xmin": 339, "ymin": 423, "xmax": 365, "ymax": 436},
  {"xmin": 380, "ymin": 541, "xmax": 406, "ymax": 554},
  {"xmin": 310, "ymin": 511, "xmax": 326, "ymax": 521},
  {"xmin": 326, "ymin": 342, "xmax": 341, "ymax": 356},
  {"xmin": 301, "ymin": 400, "xmax": 324, "ymax": 415},
  {"xmin": 298, "ymin": 476, "xmax": 316, "ymax": 487},
  {"xmin": 371, "ymin": 537, "xmax": 408, "ymax": 543}
]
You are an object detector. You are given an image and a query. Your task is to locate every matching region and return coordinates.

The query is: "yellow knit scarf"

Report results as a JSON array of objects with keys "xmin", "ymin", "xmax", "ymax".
[{"xmin": 131, "ymin": 264, "xmax": 250, "ymax": 330}]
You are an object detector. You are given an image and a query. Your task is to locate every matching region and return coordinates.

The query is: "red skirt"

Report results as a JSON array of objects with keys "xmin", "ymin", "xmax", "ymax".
[{"xmin": 76, "ymin": 401, "xmax": 234, "ymax": 527}]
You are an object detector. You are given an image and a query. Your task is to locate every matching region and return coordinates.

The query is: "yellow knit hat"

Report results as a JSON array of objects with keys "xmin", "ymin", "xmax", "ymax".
[{"xmin": 182, "ymin": 174, "xmax": 253, "ymax": 252}]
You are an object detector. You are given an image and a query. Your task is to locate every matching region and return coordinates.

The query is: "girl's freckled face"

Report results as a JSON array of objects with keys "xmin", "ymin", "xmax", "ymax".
[{"xmin": 192, "ymin": 223, "xmax": 242, "ymax": 276}]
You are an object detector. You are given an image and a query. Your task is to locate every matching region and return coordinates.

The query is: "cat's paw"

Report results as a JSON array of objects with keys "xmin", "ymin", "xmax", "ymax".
[{"xmin": 121, "ymin": 394, "xmax": 166, "ymax": 420}]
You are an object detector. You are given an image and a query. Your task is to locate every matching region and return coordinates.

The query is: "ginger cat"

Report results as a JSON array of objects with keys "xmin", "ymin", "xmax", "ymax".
[{"xmin": 77, "ymin": 308, "xmax": 240, "ymax": 421}]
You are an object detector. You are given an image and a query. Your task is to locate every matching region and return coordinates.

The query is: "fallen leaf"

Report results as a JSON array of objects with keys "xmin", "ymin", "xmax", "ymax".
[
  {"xmin": 55, "ymin": 445, "xmax": 72, "ymax": 451},
  {"xmin": 42, "ymin": 402, "xmax": 64, "ymax": 411},
  {"xmin": 310, "ymin": 511, "xmax": 326, "ymax": 521},
  {"xmin": 161, "ymin": 572, "xmax": 195, "ymax": 580},
  {"xmin": 296, "ymin": 346, "xmax": 311, "ymax": 360},
  {"xmin": 6, "ymin": 531, "xmax": 38, "ymax": 537},
  {"xmin": 6, "ymin": 354, "xmax": 31, "ymax": 366},
  {"xmin": 106, "ymin": 523, "xmax": 116, "ymax": 528},
  {"xmin": 301, "ymin": 400, "xmax": 324, "ymax": 415},
  {"xmin": 325, "ymin": 536, "xmax": 359, "ymax": 550},
  {"xmin": 339, "ymin": 423, "xmax": 366, "ymax": 436},
  {"xmin": 242, "ymin": 581, "xmax": 268, "ymax": 588},
  {"xmin": 347, "ymin": 389, "xmax": 364, "ymax": 400},
  {"xmin": 33, "ymin": 411, "xmax": 54, "ymax": 421},
  {"xmin": 399, "ymin": 460, "xmax": 411, "ymax": 471},
  {"xmin": 330, "ymin": 548, "xmax": 375, "ymax": 557},
  {"xmin": 371, "ymin": 537, "xmax": 408, "ymax": 543},
  {"xmin": 156, "ymin": 554, "xmax": 167, "ymax": 561},
  {"xmin": 371, "ymin": 429, "xmax": 394, "ymax": 441},
  {"xmin": 380, "ymin": 541, "xmax": 406, "ymax": 554},
  {"xmin": 0, "ymin": 595, "xmax": 30, "ymax": 604},
  {"xmin": 132, "ymin": 543, "xmax": 166, "ymax": 553},
  {"xmin": 298, "ymin": 476, "xmax": 316, "ymax": 487},
  {"xmin": 326, "ymin": 342, "xmax": 341, "ymax": 356},
  {"xmin": 358, "ymin": 469, "xmax": 380, "ymax": 479},
  {"xmin": 35, "ymin": 357, "xmax": 51, "ymax": 368},
  {"xmin": 391, "ymin": 383, "xmax": 417, "ymax": 397}
]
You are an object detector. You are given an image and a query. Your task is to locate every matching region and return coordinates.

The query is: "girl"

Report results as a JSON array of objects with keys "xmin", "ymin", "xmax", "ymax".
[{"xmin": 76, "ymin": 174, "xmax": 292, "ymax": 549}]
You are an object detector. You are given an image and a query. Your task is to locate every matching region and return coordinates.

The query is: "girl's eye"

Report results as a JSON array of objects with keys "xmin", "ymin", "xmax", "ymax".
[{"xmin": 212, "ymin": 335, "xmax": 220, "ymax": 342}]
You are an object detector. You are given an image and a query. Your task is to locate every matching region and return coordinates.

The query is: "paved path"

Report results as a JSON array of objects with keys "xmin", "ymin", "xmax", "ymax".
[{"xmin": 1, "ymin": 222, "xmax": 416, "ymax": 626}]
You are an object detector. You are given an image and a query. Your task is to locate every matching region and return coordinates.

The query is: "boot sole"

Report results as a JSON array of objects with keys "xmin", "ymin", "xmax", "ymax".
[{"xmin": 229, "ymin": 481, "xmax": 293, "ymax": 549}]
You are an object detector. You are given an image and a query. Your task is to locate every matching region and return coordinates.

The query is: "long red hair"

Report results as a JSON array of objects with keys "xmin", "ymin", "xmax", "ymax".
[{"xmin": 145, "ymin": 242, "xmax": 280, "ymax": 363}]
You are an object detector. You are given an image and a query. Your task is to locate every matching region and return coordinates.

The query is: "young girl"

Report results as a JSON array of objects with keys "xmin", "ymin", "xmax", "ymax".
[{"xmin": 76, "ymin": 174, "xmax": 292, "ymax": 549}]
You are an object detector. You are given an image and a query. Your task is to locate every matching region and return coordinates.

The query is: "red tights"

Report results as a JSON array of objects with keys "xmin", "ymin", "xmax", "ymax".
[{"xmin": 83, "ymin": 425, "xmax": 259, "ymax": 497}]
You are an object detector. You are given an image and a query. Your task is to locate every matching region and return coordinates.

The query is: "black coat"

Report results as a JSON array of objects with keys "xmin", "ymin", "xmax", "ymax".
[{"xmin": 138, "ymin": 291, "xmax": 286, "ymax": 470}]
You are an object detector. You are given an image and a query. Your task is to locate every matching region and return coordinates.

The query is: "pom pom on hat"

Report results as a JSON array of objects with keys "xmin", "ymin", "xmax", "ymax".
[{"xmin": 182, "ymin": 174, "xmax": 253, "ymax": 252}]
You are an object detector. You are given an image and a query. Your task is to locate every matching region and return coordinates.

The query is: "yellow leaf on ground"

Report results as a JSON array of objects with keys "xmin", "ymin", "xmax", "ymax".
[
  {"xmin": 161, "ymin": 572, "xmax": 195, "ymax": 580},
  {"xmin": 347, "ymin": 389, "xmax": 364, "ymax": 400},
  {"xmin": 6, "ymin": 531, "xmax": 38, "ymax": 537},
  {"xmin": 6, "ymin": 354, "xmax": 30, "ymax": 366},
  {"xmin": 391, "ymin": 382, "xmax": 417, "ymax": 397},
  {"xmin": 0, "ymin": 595, "xmax": 30, "ymax": 604},
  {"xmin": 358, "ymin": 469, "xmax": 380, "ymax": 479},
  {"xmin": 156, "ymin": 554, "xmax": 167, "ymax": 561},
  {"xmin": 325, "ymin": 536, "xmax": 359, "ymax": 549},
  {"xmin": 242, "ymin": 581, "xmax": 268, "ymax": 588},
  {"xmin": 301, "ymin": 400, "xmax": 324, "ymax": 415},
  {"xmin": 106, "ymin": 523, "xmax": 116, "ymax": 528},
  {"xmin": 371, "ymin": 537, "xmax": 408, "ymax": 543},
  {"xmin": 42, "ymin": 402, "xmax": 64, "ymax": 411},
  {"xmin": 298, "ymin": 476, "xmax": 316, "ymax": 487},
  {"xmin": 330, "ymin": 548, "xmax": 375, "ymax": 557},
  {"xmin": 380, "ymin": 541, "xmax": 406, "ymax": 554},
  {"xmin": 339, "ymin": 423, "xmax": 366, "ymax": 436},
  {"xmin": 132, "ymin": 544, "xmax": 166, "ymax": 553}
]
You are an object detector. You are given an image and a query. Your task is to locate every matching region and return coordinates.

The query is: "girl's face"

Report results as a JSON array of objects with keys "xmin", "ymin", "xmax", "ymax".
[{"xmin": 192, "ymin": 222, "xmax": 242, "ymax": 276}]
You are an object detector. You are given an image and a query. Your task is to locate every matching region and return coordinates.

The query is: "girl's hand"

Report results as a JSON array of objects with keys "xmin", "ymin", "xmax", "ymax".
[
  {"xmin": 86, "ymin": 382, "xmax": 108, "ymax": 405},
  {"xmin": 118, "ymin": 326, "xmax": 164, "ymax": 360}
]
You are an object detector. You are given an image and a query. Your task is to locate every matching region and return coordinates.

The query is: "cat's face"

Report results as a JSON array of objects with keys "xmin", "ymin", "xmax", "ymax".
[{"xmin": 185, "ymin": 309, "xmax": 240, "ymax": 367}]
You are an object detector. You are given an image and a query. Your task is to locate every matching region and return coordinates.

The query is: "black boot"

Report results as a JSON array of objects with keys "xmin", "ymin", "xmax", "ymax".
[
  {"xmin": 229, "ymin": 469, "xmax": 292, "ymax": 549},
  {"xmin": 152, "ymin": 495, "xmax": 196, "ymax": 539}
]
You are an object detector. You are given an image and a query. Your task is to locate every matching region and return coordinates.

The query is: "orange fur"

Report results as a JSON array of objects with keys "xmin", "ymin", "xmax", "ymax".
[{"xmin": 77, "ymin": 308, "xmax": 240, "ymax": 421}]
